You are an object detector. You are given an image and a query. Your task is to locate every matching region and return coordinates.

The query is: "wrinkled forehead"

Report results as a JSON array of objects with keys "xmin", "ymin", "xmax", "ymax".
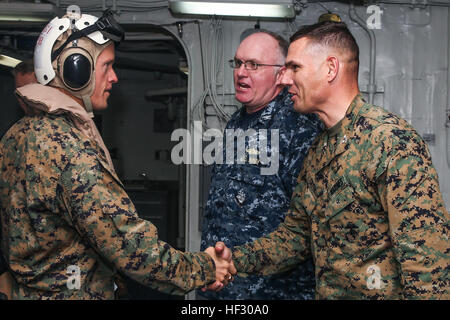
[{"xmin": 235, "ymin": 33, "xmax": 282, "ymax": 62}]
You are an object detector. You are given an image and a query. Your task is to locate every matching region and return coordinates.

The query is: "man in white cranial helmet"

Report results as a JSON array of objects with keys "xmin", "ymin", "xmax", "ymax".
[
  {"xmin": 0, "ymin": 5, "xmax": 236, "ymax": 300},
  {"xmin": 34, "ymin": 5, "xmax": 124, "ymax": 117},
  {"xmin": 12, "ymin": 5, "xmax": 124, "ymax": 170}
]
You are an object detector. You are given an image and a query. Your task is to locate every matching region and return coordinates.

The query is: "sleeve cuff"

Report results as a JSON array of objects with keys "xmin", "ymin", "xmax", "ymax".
[{"xmin": 192, "ymin": 251, "xmax": 216, "ymax": 286}]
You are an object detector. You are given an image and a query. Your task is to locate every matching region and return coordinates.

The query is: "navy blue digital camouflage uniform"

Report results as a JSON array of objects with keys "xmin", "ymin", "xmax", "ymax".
[{"xmin": 200, "ymin": 88, "xmax": 323, "ymax": 299}]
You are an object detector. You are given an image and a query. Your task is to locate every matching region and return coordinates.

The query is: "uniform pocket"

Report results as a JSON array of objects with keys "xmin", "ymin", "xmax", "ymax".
[
  {"xmin": 225, "ymin": 165, "xmax": 266, "ymax": 210},
  {"xmin": 228, "ymin": 165, "xmax": 266, "ymax": 187},
  {"xmin": 325, "ymin": 180, "xmax": 385, "ymax": 260},
  {"xmin": 325, "ymin": 183, "xmax": 355, "ymax": 222}
]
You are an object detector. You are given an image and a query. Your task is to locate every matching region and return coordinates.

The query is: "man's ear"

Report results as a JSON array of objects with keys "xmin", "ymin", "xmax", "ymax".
[
  {"xmin": 275, "ymin": 66, "xmax": 286, "ymax": 86},
  {"xmin": 326, "ymin": 56, "xmax": 339, "ymax": 82}
]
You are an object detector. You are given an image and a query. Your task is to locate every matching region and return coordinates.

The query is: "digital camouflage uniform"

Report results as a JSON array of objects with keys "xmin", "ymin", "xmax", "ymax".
[
  {"xmin": 0, "ymin": 88, "xmax": 216, "ymax": 299},
  {"xmin": 233, "ymin": 93, "xmax": 449, "ymax": 299},
  {"xmin": 0, "ymin": 239, "xmax": 6, "ymax": 276},
  {"xmin": 0, "ymin": 253, "xmax": 10, "ymax": 300},
  {"xmin": 200, "ymin": 88, "xmax": 323, "ymax": 299}
]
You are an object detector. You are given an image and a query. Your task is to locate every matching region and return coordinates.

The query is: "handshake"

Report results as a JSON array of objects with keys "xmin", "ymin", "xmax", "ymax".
[{"xmin": 203, "ymin": 242, "xmax": 237, "ymax": 292}]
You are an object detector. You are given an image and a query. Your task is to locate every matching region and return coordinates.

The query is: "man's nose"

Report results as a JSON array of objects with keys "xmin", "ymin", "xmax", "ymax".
[
  {"xmin": 280, "ymin": 68, "xmax": 293, "ymax": 86},
  {"xmin": 236, "ymin": 63, "xmax": 248, "ymax": 77},
  {"xmin": 109, "ymin": 68, "xmax": 118, "ymax": 83}
]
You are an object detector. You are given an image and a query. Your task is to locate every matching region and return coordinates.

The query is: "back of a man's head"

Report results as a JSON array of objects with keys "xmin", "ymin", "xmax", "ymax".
[
  {"xmin": 13, "ymin": 60, "xmax": 34, "ymax": 76},
  {"xmin": 290, "ymin": 21, "xmax": 359, "ymax": 75},
  {"xmin": 13, "ymin": 59, "xmax": 37, "ymax": 88}
]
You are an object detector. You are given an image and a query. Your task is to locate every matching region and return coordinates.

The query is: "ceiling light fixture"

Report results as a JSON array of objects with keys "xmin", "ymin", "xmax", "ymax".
[
  {"xmin": 168, "ymin": 0, "xmax": 296, "ymax": 19},
  {"xmin": 0, "ymin": 54, "xmax": 21, "ymax": 68},
  {"xmin": 0, "ymin": 2, "xmax": 59, "ymax": 22}
]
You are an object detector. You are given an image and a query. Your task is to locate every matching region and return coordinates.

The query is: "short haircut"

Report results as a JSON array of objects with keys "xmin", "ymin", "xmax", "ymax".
[
  {"xmin": 12, "ymin": 59, "xmax": 34, "ymax": 76},
  {"xmin": 290, "ymin": 21, "xmax": 359, "ymax": 66},
  {"xmin": 242, "ymin": 29, "xmax": 289, "ymax": 58}
]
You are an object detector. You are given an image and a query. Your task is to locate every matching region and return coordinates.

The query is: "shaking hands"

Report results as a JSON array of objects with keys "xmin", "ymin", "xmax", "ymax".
[{"xmin": 203, "ymin": 241, "xmax": 237, "ymax": 292}]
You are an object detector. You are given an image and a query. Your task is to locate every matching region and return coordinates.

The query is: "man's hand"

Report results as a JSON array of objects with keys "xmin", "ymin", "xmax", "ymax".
[
  {"xmin": 203, "ymin": 242, "xmax": 237, "ymax": 292},
  {"xmin": 0, "ymin": 272, "xmax": 13, "ymax": 300}
]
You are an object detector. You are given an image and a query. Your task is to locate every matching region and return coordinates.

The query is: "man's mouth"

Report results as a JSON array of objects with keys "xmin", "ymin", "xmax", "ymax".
[
  {"xmin": 237, "ymin": 82, "xmax": 250, "ymax": 90},
  {"xmin": 289, "ymin": 91, "xmax": 298, "ymax": 101}
]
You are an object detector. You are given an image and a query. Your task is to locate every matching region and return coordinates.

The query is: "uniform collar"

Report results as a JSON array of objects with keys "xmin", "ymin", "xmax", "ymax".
[
  {"xmin": 15, "ymin": 83, "xmax": 122, "ymax": 186},
  {"xmin": 318, "ymin": 93, "xmax": 366, "ymax": 169},
  {"xmin": 239, "ymin": 87, "xmax": 290, "ymax": 127},
  {"xmin": 341, "ymin": 92, "xmax": 367, "ymax": 136},
  {"xmin": 326, "ymin": 93, "xmax": 366, "ymax": 143}
]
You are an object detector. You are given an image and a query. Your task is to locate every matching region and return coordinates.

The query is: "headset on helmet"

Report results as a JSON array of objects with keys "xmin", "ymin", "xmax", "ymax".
[{"xmin": 34, "ymin": 5, "xmax": 124, "ymax": 116}]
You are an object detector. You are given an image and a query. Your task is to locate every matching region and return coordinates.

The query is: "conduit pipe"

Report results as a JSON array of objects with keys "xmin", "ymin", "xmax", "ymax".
[{"xmin": 349, "ymin": 4, "xmax": 377, "ymax": 104}]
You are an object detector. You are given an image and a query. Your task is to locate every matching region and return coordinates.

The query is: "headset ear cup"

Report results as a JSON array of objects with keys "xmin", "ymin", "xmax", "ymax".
[{"xmin": 61, "ymin": 51, "xmax": 93, "ymax": 90}]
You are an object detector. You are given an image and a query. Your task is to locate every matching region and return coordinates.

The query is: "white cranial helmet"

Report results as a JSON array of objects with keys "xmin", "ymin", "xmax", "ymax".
[{"xmin": 34, "ymin": 5, "xmax": 123, "ymax": 115}]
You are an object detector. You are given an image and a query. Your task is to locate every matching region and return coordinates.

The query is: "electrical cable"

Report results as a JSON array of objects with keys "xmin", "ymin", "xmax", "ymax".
[{"xmin": 191, "ymin": 17, "xmax": 232, "ymax": 131}]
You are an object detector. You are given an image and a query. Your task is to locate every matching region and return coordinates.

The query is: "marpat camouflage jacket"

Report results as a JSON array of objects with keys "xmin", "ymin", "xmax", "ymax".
[
  {"xmin": 233, "ymin": 94, "xmax": 449, "ymax": 299},
  {"xmin": 0, "ymin": 91, "xmax": 215, "ymax": 299}
]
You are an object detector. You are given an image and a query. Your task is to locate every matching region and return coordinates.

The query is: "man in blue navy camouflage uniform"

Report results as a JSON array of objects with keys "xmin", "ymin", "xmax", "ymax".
[{"xmin": 199, "ymin": 30, "xmax": 323, "ymax": 300}]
